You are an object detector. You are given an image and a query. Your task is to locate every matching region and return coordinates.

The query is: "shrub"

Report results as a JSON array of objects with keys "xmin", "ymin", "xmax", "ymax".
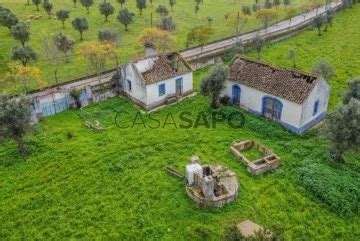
[
  {"xmin": 296, "ymin": 163, "xmax": 360, "ymax": 215},
  {"xmin": 220, "ymin": 95, "xmax": 231, "ymax": 105}
]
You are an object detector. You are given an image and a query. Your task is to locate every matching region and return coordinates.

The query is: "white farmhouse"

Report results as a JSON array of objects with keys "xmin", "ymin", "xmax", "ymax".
[
  {"xmin": 223, "ymin": 56, "xmax": 330, "ymax": 134},
  {"xmin": 119, "ymin": 52, "xmax": 193, "ymax": 110}
]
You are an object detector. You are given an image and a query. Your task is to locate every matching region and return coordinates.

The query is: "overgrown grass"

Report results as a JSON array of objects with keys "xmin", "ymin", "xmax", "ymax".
[
  {"xmin": 0, "ymin": 0, "xmax": 306, "ymax": 89},
  {"xmin": 0, "ymin": 67, "xmax": 359, "ymax": 240}
]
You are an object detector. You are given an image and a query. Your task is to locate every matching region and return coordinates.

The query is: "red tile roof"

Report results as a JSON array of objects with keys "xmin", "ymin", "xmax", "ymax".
[{"xmin": 229, "ymin": 56, "xmax": 320, "ymax": 104}]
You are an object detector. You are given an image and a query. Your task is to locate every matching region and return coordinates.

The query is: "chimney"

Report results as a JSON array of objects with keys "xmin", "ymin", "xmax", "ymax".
[{"xmin": 144, "ymin": 43, "xmax": 157, "ymax": 57}]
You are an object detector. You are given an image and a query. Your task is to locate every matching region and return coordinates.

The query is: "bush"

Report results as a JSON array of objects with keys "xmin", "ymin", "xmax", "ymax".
[
  {"xmin": 220, "ymin": 95, "xmax": 231, "ymax": 105},
  {"xmin": 296, "ymin": 163, "xmax": 360, "ymax": 215}
]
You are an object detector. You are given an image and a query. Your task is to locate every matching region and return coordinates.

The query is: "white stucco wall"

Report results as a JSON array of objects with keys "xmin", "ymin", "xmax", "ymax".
[
  {"xmin": 145, "ymin": 72, "xmax": 193, "ymax": 106},
  {"xmin": 121, "ymin": 64, "xmax": 147, "ymax": 104},
  {"xmin": 223, "ymin": 81, "xmax": 303, "ymax": 128},
  {"xmin": 300, "ymin": 78, "xmax": 330, "ymax": 126}
]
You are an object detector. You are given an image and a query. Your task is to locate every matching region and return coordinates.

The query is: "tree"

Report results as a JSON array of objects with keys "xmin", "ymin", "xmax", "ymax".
[
  {"xmin": 283, "ymin": 0, "xmax": 291, "ymax": 10},
  {"xmin": 242, "ymin": 6, "xmax": 252, "ymax": 15},
  {"xmin": 99, "ymin": 1, "xmax": 114, "ymax": 22},
  {"xmin": 43, "ymin": 0, "xmax": 53, "ymax": 19},
  {"xmin": 169, "ymin": 0, "xmax": 176, "ymax": 11},
  {"xmin": 313, "ymin": 15, "xmax": 325, "ymax": 36},
  {"xmin": 98, "ymin": 29, "xmax": 120, "ymax": 46},
  {"xmin": 286, "ymin": 7, "xmax": 297, "ymax": 27},
  {"xmin": 136, "ymin": 0, "xmax": 147, "ymax": 15},
  {"xmin": 253, "ymin": 3, "xmax": 261, "ymax": 12},
  {"xmin": 156, "ymin": 5, "xmax": 169, "ymax": 16},
  {"xmin": 194, "ymin": 4, "xmax": 200, "ymax": 17},
  {"xmin": 11, "ymin": 46, "xmax": 37, "ymax": 66},
  {"xmin": 42, "ymin": 34, "xmax": 64, "ymax": 84},
  {"xmin": 157, "ymin": 15, "xmax": 176, "ymax": 32},
  {"xmin": 53, "ymin": 32, "xmax": 75, "ymax": 62},
  {"xmin": 79, "ymin": 41, "xmax": 116, "ymax": 81},
  {"xmin": 56, "ymin": 10, "xmax": 70, "ymax": 28},
  {"xmin": 264, "ymin": 0, "xmax": 273, "ymax": 9},
  {"xmin": 312, "ymin": 60, "xmax": 335, "ymax": 80},
  {"xmin": 71, "ymin": 17, "xmax": 88, "ymax": 40},
  {"xmin": 255, "ymin": 8, "xmax": 278, "ymax": 32},
  {"xmin": 3, "ymin": 63, "xmax": 43, "ymax": 93},
  {"xmin": 117, "ymin": 8, "xmax": 135, "ymax": 31},
  {"xmin": 227, "ymin": 11, "xmax": 248, "ymax": 35},
  {"xmin": 0, "ymin": 94, "xmax": 32, "ymax": 154},
  {"xmin": 11, "ymin": 22, "xmax": 30, "ymax": 47},
  {"xmin": 138, "ymin": 28, "xmax": 176, "ymax": 53},
  {"xmin": 207, "ymin": 16, "xmax": 213, "ymax": 27},
  {"xmin": 324, "ymin": 8, "xmax": 335, "ymax": 31},
  {"xmin": 273, "ymin": 0, "xmax": 281, "ymax": 9},
  {"xmin": 80, "ymin": 0, "xmax": 94, "ymax": 14},
  {"xmin": 252, "ymin": 36, "xmax": 265, "ymax": 59},
  {"xmin": 186, "ymin": 26, "xmax": 214, "ymax": 51},
  {"xmin": 117, "ymin": 0, "xmax": 126, "ymax": 9},
  {"xmin": 343, "ymin": 78, "xmax": 360, "ymax": 104},
  {"xmin": 200, "ymin": 64, "xmax": 228, "ymax": 109},
  {"xmin": 288, "ymin": 48, "xmax": 296, "ymax": 68},
  {"xmin": 300, "ymin": 3, "xmax": 313, "ymax": 20},
  {"xmin": 73, "ymin": 0, "xmax": 77, "ymax": 8},
  {"xmin": 32, "ymin": 0, "xmax": 42, "ymax": 11},
  {"xmin": 0, "ymin": 11, "xmax": 19, "ymax": 30},
  {"xmin": 325, "ymin": 99, "xmax": 360, "ymax": 163}
]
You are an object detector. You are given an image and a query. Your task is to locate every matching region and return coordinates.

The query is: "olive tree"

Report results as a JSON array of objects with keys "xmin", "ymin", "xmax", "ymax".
[
  {"xmin": 325, "ymin": 98, "xmax": 360, "ymax": 163},
  {"xmin": 99, "ymin": 1, "xmax": 115, "ymax": 21},
  {"xmin": 136, "ymin": 0, "xmax": 147, "ymax": 15},
  {"xmin": 156, "ymin": 5, "xmax": 169, "ymax": 15},
  {"xmin": 0, "ymin": 95, "xmax": 32, "ymax": 155},
  {"xmin": 252, "ymin": 36, "xmax": 265, "ymax": 60},
  {"xmin": 312, "ymin": 60, "xmax": 335, "ymax": 80},
  {"xmin": 32, "ymin": 0, "xmax": 42, "ymax": 11},
  {"xmin": 56, "ymin": 10, "xmax": 70, "ymax": 28},
  {"xmin": 43, "ymin": 0, "xmax": 53, "ymax": 19},
  {"xmin": 157, "ymin": 15, "xmax": 176, "ymax": 32},
  {"xmin": 11, "ymin": 46, "xmax": 37, "ymax": 66},
  {"xmin": 200, "ymin": 64, "xmax": 228, "ymax": 109},
  {"xmin": 313, "ymin": 15, "xmax": 325, "ymax": 36},
  {"xmin": 71, "ymin": 17, "xmax": 89, "ymax": 40},
  {"xmin": 117, "ymin": 0, "xmax": 126, "ymax": 9},
  {"xmin": 80, "ymin": 0, "xmax": 94, "ymax": 13},
  {"xmin": 169, "ymin": 0, "xmax": 176, "ymax": 11},
  {"xmin": 0, "ymin": 10, "xmax": 19, "ymax": 30},
  {"xmin": 117, "ymin": 8, "xmax": 135, "ymax": 31},
  {"xmin": 11, "ymin": 22, "xmax": 30, "ymax": 47},
  {"xmin": 343, "ymin": 78, "xmax": 360, "ymax": 104},
  {"xmin": 53, "ymin": 32, "xmax": 75, "ymax": 61}
]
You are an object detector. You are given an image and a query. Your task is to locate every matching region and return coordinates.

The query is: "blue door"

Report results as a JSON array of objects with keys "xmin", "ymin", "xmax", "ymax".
[
  {"xmin": 262, "ymin": 97, "xmax": 283, "ymax": 121},
  {"xmin": 232, "ymin": 85, "xmax": 241, "ymax": 105},
  {"xmin": 176, "ymin": 78, "xmax": 183, "ymax": 95}
]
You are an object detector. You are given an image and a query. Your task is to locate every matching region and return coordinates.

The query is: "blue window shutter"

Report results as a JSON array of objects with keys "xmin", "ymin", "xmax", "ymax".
[
  {"xmin": 159, "ymin": 83, "xmax": 165, "ymax": 96},
  {"xmin": 313, "ymin": 100, "xmax": 320, "ymax": 115},
  {"xmin": 127, "ymin": 80, "xmax": 132, "ymax": 91}
]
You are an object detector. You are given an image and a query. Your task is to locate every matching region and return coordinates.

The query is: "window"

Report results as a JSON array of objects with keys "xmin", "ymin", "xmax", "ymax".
[
  {"xmin": 159, "ymin": 83, "xmax": 165, "ymax": 96},
  {"xmin": 313, "ymin": 100, "xmax": 320, "ymax": 115},
  {"xmin": 127, "ymin": 80, "xmax": 132, "ymax": 91}
]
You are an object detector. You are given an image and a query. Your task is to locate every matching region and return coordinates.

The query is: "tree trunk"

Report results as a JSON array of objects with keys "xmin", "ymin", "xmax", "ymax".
[
  {"xmin": 62, "ymin": 21, "xmax": 65, "ymax": 28},
  {"xmin": 14, "ymin": 136, "xmax": 27, "ymax": 155},
  {"xmin": 36, "ymin": 5, "xmax": 39, "ymax": 11},
  {"xmin": 80, "ymin": 31, "xmax": 83, "ymax": 40},
  {"xmin": 125, "ymin": 24, "xmax": 128, "ymax": 31}
]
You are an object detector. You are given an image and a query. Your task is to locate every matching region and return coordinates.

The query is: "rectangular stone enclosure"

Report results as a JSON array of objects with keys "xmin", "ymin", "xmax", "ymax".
[{"xmin": 230, "ymin": 140, "xmax": 281, "ymax": 175}]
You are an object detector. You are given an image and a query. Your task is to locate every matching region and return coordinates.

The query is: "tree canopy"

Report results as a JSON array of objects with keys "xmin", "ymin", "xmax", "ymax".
[
  {"xmin": 71, "ymin": 17, "xmax": 89, "ymax": 40},
  {"xmin": 117, "ymin": 8, "xmax": 135, "ymax": 31}
]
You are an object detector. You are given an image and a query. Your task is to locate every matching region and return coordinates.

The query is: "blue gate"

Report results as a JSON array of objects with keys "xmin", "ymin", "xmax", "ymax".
[{"xmin": 41, "ymin": 97, "xmax": 68, "ymax": 117}]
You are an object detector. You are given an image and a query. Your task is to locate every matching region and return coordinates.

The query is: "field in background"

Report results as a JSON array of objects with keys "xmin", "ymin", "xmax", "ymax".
[{"xmin": 0, "ymin": 0, "xmax": 306, "ymax": 89}]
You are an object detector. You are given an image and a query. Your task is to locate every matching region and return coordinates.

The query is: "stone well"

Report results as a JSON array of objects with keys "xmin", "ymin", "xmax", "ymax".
[{"xmin": 185, "ymin": 156, "xmax": 239, "ymax": 207}]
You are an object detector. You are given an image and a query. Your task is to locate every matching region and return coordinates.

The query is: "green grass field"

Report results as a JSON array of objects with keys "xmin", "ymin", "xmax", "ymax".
[
  {"xmin": 0, "ymin": 0, "xmax": 307, "ymax": 90},
  {"xmin": 0, "ymin": 3, "xmax": 359, "ymax": 240}
]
